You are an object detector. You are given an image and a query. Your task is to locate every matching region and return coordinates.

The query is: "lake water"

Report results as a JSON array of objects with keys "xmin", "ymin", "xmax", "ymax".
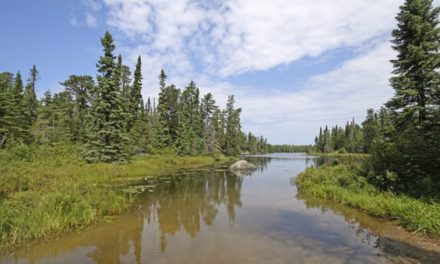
[{"xmin": 2, "ymin": 153, "xmax": 439, "ymax": 263}]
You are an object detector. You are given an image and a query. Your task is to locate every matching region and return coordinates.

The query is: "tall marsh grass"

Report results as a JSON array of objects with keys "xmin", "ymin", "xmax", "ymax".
[
  {"xmin": 0, "ymin": 144, "xmax": 228, "ymax": 250},
  {"xmin": 296, "ymin": 163, "xmax": 440, "ymax": 237}
]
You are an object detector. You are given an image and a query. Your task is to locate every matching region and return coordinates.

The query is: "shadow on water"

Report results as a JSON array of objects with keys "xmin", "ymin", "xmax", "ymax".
[
  {"xmin": 3, "ymin": 153, "xmax": 439, "ymax": 264},
  {"xmin": 297, "ymin": 193, "xmax": 440, "ymax": 264}
]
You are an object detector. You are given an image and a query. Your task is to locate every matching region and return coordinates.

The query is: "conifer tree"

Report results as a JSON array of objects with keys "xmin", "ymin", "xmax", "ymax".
[
  {"xmin": 61, "ymin": 75, "xmax": 94, "ymax": 142},
  {"xmin": 0, "ymin": 72, "xmax": 13, "ymax": 146},
  {"xmin": 369, "ymin": 0, "xmax": 440, "ymax": 195},
  {"xmin": 157, "ymin": 70, "xmax": 180, "ymax": 146},
  {"xmin": 10, "ymin": 71, "xmax": 27, "ymax": 141},
  {"xmin": 22, "ymin": 65, "xmax": 39, "ymax": 142},
  {"xmin": 85, "ymin": 31, "xmax": 127, "ymax": 163},
  {"xmin": 387, "ymin": 0, "xmax": 440, "ymax": 126},
  {"xmin": 127, "ymin": 56, "xmax": 144, "ymax": 130},
  {"xmin": 176, "ymin": 81, "xmax": 203, "ymax": 155},
  {"xmin": 128, "ymin": 56, "xmax": 149, "ymax": 154},
  {"xmin": 224, "ymin": 95, "xmax": 242, "ymax": 156},
  {"xmin": 362, "ymin": 108, "xmax": 380, "ymax": 153},
  {"xmin": 201, "ymin": 93, "xmax": 220, "ymax": 154}
]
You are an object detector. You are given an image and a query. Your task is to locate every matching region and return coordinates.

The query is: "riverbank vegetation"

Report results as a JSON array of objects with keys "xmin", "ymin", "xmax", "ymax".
[
  {"xmin": 309, "ymin": 0, "xmax": 440, "ymax": 198},
  {"xmin": 299, "ymin": 0, "xmax": 440, "ymax": 237},
  {"xmin": 296, "ymin": 160, "xmax": 440, "ymax": 237},
  {"xmin": 0, "ymin": 31, "xmax": 271, "ymax": 162},
  {"xmin": 0, "ymin": 31, "xmax": 258, "ymax": 250},
  {"xmin": 0, "ymin": 143, "xmax": 231, "ymax": 251}
]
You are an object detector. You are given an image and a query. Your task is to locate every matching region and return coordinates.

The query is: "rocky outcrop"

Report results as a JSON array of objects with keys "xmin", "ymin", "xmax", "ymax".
[{"xmin": 229, "ymin": 160, "xmax": 257, "ymax": 171}]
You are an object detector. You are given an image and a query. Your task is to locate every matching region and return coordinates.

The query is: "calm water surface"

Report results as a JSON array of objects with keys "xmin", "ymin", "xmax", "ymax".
[{"xmin": 2, "ymin": 153, "xmax": 439, "ymax": 263}]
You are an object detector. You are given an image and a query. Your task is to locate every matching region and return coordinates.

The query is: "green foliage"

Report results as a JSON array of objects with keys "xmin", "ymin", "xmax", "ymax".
[
  {"xmin": 224, "ymin": 95, "xmax": 242, "ymax": 156},
  {"xmin": 296, "ymin": 163, "xmax": 440, "ymax": 236},
  {"xmin": 22, "ymin": 65, "xmax": 39, "ymax": 142},
  {"xmin": 60, "ymin": 75, "xmax": 94, "ymax": 142},
  {"xmin": 84, "ymin": 31, "xmax": 128, "ymax": 163},
  {"xmin": 314, "ymin": 119, "xmax": 363, "ymax": 153},
  {"xmin": 31, "ymin": 91, "xmax": 74, "ymax": 144},
  {"xmin": 387, "ymin": 0, "xmax": 440, "ymax": 126},
  {"xmin": 0, "ymin": 31, "xmax": 265, "ymax": 162},
  {"xmin": 176, "ymin": 81, "xmax": 203, "ymax": 155},
  {"xmin": 367, "ymin": 0, "xmax": 440, "ymax": 197},
  {"xmin": 368, "ymin": 125, "xmax": 440, "ymax": 197},
  {"xmin": 0, "ymin": 145, "xmax": 223, "ymax": 250}
]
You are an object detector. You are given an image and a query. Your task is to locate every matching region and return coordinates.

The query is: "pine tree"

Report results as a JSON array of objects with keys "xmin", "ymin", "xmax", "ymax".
[
  {"xmin": 369, "ymin": 0, "xmax": 440, "ymax": 195},
  {"xmin": 0, "ymin": 72, "xmax": 14, "ymax": 147},
  {"xmin": 176, "ymin": 81, "xmax": 203, "ymax": 155},
  {"xmin": 127, "ymin": 56, "xmax": 144, "ymax": 131},
  {"xmin": 32, "ymin": 91, "xmax": 74, "ymax": 144},
  {"xmin": 362, "ymin": 108, "xmax": 380, "ymax": 153},
  {"xmin": 387, "ymin": 0, "xmax": 440, "ymax": 127},
  {"xmin": 224, "ymin": 95, "xmax": 242, "ymax": 156},
  {"xmin": 128, "ymin": 56, "xmax": 149, "ymax": 154},
  {"xmin": 201, "ymin": 93, "xmax": 220, "ymax": 154},
  {"xmin": 61, "ymin": 75, "xmax": 94, "ymax": 142},
  {"xmin": 85, "ymin": 31, "xmax": 127, "ymax": 163},
  {"xmin": 10, "ymin": 71, "xmax": 27, "ymax": 141},
  {"xmin": 22, "ymin": 65, "xmax": 39, "ymax": 143},
  {"xmin": 157, "ymin": 70, "xmax": 180, "ymax": 146}
]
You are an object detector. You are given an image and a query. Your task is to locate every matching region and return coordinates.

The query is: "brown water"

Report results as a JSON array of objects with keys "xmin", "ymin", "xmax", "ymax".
[{"xmin": 2, "ymin": 153, "xmax": 440, "ymax": 264}]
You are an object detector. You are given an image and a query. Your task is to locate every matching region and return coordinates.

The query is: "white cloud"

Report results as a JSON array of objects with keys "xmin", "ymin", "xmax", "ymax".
[
  {"xmin": 101, "ymin": 0, "xmax": 402, "ymax": 77},
  {"xmin": 89, "ymin": 0, "xmax": 407, "ymax": 143},
  {"xmin": 236, "ymin": 40, "xmax": 395, "ymax": 144},
  {"xmin": 85, "ymin": 13, "xmax": 98, "ymax": 27}
]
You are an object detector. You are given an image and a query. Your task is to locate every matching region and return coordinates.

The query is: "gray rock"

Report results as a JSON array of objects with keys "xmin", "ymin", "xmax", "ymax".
[{"xmin": 229, "ymin": 160, "xmax": 257, "ymax": 171}]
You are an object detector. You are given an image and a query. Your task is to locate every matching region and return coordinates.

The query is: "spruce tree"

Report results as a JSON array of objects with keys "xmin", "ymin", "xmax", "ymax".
[
  {"xmin": 11, "ymin": 71, "xmax": 27, "ymax": 141},
  {"xmin": 201, "ymin": 93, "xmax": 220, "ymax": 154},
  {"xmin": 61, "ymin": 75, "xmax": 94, "ymax": 142},
  {"xmin": 176, "ymin": 81, "xmax": 203, "ymax": 155},
  {"xmin": 157, "ymin": 70, "xmax": 180, "ymax": 146},
  {"xmin": 128, "ymin": 56, "xmax": 149, "ymax": 154},
  {"xmin": 85, "ymin": 31, "xmax": 127, "ymax": 163},
  {"xmin": 127, "ymin": 56, "xmax": 144, "ymax": 130},
  {"xmin": 387, "ymin": 0, "xmax": 440, "ymax": 126},
  {"xmin": 370, "ymin": 0, "xmax": 440, "ymax": 195},
  {"xmin": 0, "ymin": 72, "xmax": 13, "ymax": 147},
  {"xmin": 224, "ymin": 95, "xmax": 242, "ymax": 156},
  {"xmin": 362, "ymin": 109, "xmax": 380, "ymax": 153},
  {"xmin": 22, "ymin": 65, "xmax": 39, "ymax": 143}
]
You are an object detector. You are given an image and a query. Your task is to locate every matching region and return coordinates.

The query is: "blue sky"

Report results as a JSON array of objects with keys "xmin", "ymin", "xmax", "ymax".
[{"xmin": 2, "ymin": 0, "xmax": 434, "ymax": 144}]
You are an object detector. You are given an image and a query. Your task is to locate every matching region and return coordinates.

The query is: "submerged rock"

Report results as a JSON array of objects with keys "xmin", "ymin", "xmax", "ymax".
[{"xmin": 229, "ymin": 160, "xmax": 257, "ymax": 171}]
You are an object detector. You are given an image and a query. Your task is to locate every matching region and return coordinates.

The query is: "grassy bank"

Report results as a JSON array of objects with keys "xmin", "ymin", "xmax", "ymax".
[
  {"xmin": 296, "ymin": 162, "xmax": 440, "ymax": 237},
  {"xmin": 0, "ymin": 145, "xmax": 232, "ymax": 251},
  {"xmin": 306, "ymin": 151, "xmax": 369, "ymax": 158}
]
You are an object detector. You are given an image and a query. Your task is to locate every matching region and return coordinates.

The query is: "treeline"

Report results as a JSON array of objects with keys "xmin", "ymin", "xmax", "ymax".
[
  {"xmin": 267, "ymin": 144, "xmax": 312, "ymax": 153},
  {"xmin": 314, "ymin": 0, "xmax": 440, "ymax": 197},
  {"xmin": 314, "ymin": 108, "xmax": 391, "ymax": 154},
  {"xmin": 0, "ymin": 31, "xmax": 270, "ymax": 162}
]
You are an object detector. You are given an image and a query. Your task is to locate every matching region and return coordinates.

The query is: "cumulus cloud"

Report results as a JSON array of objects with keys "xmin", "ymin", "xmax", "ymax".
[
  {"xmin": 236, "ymin": 41, "xmax": 395, "ymax": 143},
  {"xmin": 81, "ymin": 0, "xmax": 410, "ymax": 143},
  {"xmin": 101, "ymin": 0, "xmax": 402, "ymax": 76}
]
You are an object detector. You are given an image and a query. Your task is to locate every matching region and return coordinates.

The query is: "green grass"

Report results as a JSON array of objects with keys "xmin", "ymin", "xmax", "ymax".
[
  {"xmin": 0, "ymin": 144, "xmax": 232, "ymax": 251},
  {"xmin": 306, "ymin": 151, "xmax": 369, "ymax": 158},
  {"xmin": 296, "ymin": 163, "xmax": 440, "ymax": 237}
]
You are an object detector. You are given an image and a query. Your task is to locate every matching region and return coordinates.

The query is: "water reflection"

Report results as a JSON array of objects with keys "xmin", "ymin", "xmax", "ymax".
[
  {"xmin": 297, "ymin": 193, "xmax": 440, "ymax": 263},
  {"xmin": 141, "ymin": 170, "xmax": 243, "ymax": 251},
  {"xmin": 3, "ymin": 153, "xmax": 438, "ymax": 264}
]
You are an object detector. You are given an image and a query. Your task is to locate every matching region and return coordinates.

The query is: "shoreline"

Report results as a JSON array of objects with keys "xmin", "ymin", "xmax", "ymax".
[
  {"xmin": 0, "ymin": 153, "xmax": 233, "ymax": 252},
  {"xmin": 295, "ymin": 162, "xmax": 440, "ymax": 239}
]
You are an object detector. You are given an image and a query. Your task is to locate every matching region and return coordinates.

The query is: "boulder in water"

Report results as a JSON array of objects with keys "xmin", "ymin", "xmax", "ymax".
[{"xmin": 229, "ymin": 160, "xmax": 257, "ymax": 171}]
